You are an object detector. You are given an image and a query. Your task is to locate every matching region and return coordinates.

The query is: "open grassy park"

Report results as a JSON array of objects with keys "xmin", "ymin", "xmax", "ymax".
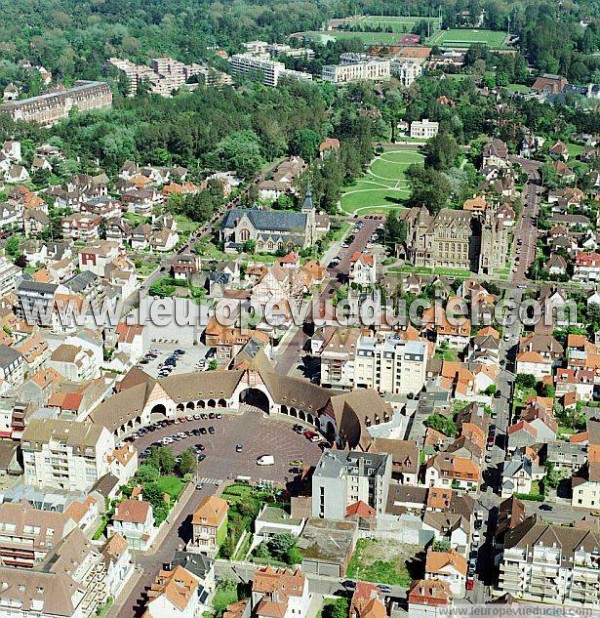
[
  {"xmin": 339, "ymin": 147, "xmax": 424, "ymax": 215},
  {"xmin": 363, "ymin": 15, "xmax": 439, "ymax": 32},
  {"xmin": 428, "ymin": 28, "xmax": 508, "ymax": 49}
]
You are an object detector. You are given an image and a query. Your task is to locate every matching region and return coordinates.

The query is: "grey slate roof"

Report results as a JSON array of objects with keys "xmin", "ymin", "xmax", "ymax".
[{"xmin": 222, "ymin": 208, "xmax": 307, "ymax": 232}]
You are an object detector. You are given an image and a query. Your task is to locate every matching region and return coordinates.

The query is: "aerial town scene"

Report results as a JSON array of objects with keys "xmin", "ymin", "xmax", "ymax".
[{"xmin": 0, "ymin": 0, "xmax": 598, "ymax": 617}]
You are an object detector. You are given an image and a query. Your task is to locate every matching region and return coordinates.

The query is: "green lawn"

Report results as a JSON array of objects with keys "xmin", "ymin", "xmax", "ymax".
[
  {"xmin": 428, "ymin": 28, "xmax": 508, "ymax": 49},
  {"xmin": 387, "ymin": 265, "xmax": 471, "ymax": 277},
  {"xmin": 213, "ymin": 584, "xmax": 238, "ymax": 614},
  {"xmin": 175, "ymin": 214, "xmax": 200, "ymax": 235},
  {"xmin": 566, "ymin": 142, "xmax": 586, "ymax": 158},
  {"xmin": 339, "ymin": 147, "xmax": 424, "ymax": 215},
  {"xmin": 156, "ymin": 475, "xmax": 184, "ymax": 500},
  {"xmin": 505, "ymin": 83, "xmax": 531, "ymax": 94}
]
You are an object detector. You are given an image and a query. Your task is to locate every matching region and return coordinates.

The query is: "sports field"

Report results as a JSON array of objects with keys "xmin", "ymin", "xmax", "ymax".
[
  {"xmin": 339, "ymin": 147, "xmax": 424, "ymax": 215},
  {"xmin": 428, "ymin": 28, "xmax": 508, "ymax": 49}
]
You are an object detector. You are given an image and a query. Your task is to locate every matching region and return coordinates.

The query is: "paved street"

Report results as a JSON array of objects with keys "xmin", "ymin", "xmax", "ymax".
[
  {"xmin": 274, "ymin": 216, "xmax": 381, "ymax": 375},
  {"xmin": 116, "ymin": 410, "xmax": 323, "ymax": 618}
]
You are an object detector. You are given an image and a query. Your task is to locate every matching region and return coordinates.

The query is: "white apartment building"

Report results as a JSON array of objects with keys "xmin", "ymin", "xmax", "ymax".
[
  {"xmin": 390, "ymin": 59, "xmax": 423, "ymax": 87},
  {"xmin": 312, "ymin": 450, "xmax": 392, "ymax": 520},
  {"xmin": 410, "ymin": 119, "xmax": 439, "ymax": 139},
  {"xmin": 229, "ymin": 54, "xmax": 312, "ymax": 87},
  {"xmin": 322, "ymin": 55, "xmax": 391, "ymax": 84},
  {"xmin": 22, "ymin": 418, "xmax": 115, "ymax": 492},
  {"xmin": 320, "ymin": 328, "xmax": 360, "ymax": 390},
  {"xmin": 354, "ymin": 336, "xmax": 428, "ymax": 396},
  {"xmin": 0, "ymin": 256, "xmax": 21, "ymax": 296},
  {"xmin": 498, "ymin": 518, "xmax": 600, "ymax": 607}
]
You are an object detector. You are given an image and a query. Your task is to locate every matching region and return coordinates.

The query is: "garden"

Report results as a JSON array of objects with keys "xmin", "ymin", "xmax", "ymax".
[{"xmin": 340, "ymin": 147, "xmax": 424, "ymax": 216}]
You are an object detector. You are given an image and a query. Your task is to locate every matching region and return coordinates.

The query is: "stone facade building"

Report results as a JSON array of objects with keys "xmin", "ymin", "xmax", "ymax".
[
  {"xmin": 400, "ymin": 206, "xmax": 509, "ymax": 275},
  {"xmin": 0, "ymin": 81, "xmax": 112, "ymax": 126}
]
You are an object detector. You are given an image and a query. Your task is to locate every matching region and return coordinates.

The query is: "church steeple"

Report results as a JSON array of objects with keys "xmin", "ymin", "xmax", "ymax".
[{"xmin": 301, "ymin": 183, "xmax": 315, "ymax": 212}]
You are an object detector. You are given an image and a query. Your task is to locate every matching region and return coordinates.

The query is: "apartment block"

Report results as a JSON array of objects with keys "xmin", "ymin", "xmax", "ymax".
[
  {"xmin": 498, "ymin": 516, "xmax": 600, "ymax": 607},
  {"xmin": 322, "ymin": 55, "xmax": 391, "ymax": 84},
  {"xmin": 0, "ymin": 501, "xmax": 77, "ymax": 568},
  {"xmin": 229, "ymin": 54, "xmax": 312, "ymax": 87},
  {"xmin": 312, "ymin": 450, "xmax": 392, "ymax": 520},
  {"xmin": 354, "ymin": 336, "xmax": 428, "ymax": 396},
  {"xmin": 21, "ymin": 418, "xmax": 115, "ymax": 492}
]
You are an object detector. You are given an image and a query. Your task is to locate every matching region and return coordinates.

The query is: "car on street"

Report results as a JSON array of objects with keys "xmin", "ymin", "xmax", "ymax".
[
  {"xmin": 466, "ymin": 578, "xmax": 475, "ymax": 591},
  {"xmin": 485, "ymin": 454, "xmax": 492, "ymax": 464},
  {"xmin": 377, "ymin": 584, "xmax": 392, "ymax": 594},
  {"xmin": 257, "ymin": 454, "xmax": 275, "ymax": 466},
  {"xmin": 197, "ymin": 454, "xmax": 206, "ymax": 462},
  {"xmin": 303, "ymin": 430, "xmax": 321, "ymax": 442},
  {"xmin": 342, "ymin": 580, "xmax": 356, "ymax": 590},
  {"xmin": 195, "ymin": 483, "xmax": 203, "ymax": 490},
  {"xmin": 539, "ymin": 503, "xmax": 553, "ymax": 511},
  {"xmin": 235, "ymin": 443, "xmax": 243, "ymax": 453}
]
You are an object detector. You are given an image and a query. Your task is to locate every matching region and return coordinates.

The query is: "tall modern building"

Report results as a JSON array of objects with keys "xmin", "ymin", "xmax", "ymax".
[
  {"xmin": 354, "ymin": 336, "xmax": 428, "ymax": 396},
  {"xmin": 229, "ymin": 54, "xmax": 312, "ymax": 87},
  {"xmin": 312, "ymin": 450, "xmax": 392, "ymax": 520}
]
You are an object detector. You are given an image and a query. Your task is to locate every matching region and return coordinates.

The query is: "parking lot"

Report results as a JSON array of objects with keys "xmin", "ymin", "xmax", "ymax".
[
  {"xmin": 136, "ymin": 345, "xmax": 211, "ymax": 380},
  {"xmin": 125, "ymin": 409, "xmax": 324, "ymax": 486}
]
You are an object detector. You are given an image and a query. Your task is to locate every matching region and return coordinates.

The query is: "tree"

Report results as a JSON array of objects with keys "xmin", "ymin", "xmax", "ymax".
[
  {"xmin": 383, "ymin": 209, "xmax": 407, "ymax": 249},
  {"xmin": 426, "ymin": 413, "xmax": 457, "ymax": 438},
  {"xmin": 214, "ymin": 130, "xmax": 263, "ymax": 179},
  {"xmin": 515, "ymin": 374, "xmax": 537, "ymax": 389},
  {"xmin": 147, "ymin": 446, "xmax": 176, "ymax": 475},
  {"xmin": 290, "ymin": 129, "xmax": 320, "ymax": 161},
  {"xmin": 243, "ymin": 239, "xmax": 256, "ymax": 254},
  {"xmin": 5, "ymin": 236, "xmax": 20, "ymax": 257},
  {"xmin": 178, "ymin": 448, "xmax": 197, "ymax": 476},
  {"xmin": 406, "ymin": 165, "xmax": 451, "ymax": 213},
  {"xmin": 425, "ymin": 131, "xmax": 459, "ymax": 172},
  {"xmin": 267, "ymin": 533, "xmax": 297, "ymax": 561},
  {"xmin": 544, "ymin": 461, "xmax": 560, "ymax": 489},
  {"xmin": 136, "ymin": 464, "xmax": 159, "ymax": 483},
  {"xmin": 323, "ymin": 598, "xmax": 349, "ymax": 618}
]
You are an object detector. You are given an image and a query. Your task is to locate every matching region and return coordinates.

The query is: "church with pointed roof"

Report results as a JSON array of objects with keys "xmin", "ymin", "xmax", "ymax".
[{"xmin": 220, "ymin": 189, "xmax": 320, "ymax": 253}]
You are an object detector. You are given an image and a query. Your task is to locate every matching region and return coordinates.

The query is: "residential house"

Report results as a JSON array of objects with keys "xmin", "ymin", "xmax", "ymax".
[
  {"xmin": 145, "ymin": 566, "xmax": 203, "ymax": 618},
  {"xmin": 408, "ymin": 579, "xmax": 453, "ymax": 618},
  {"xmin": 48, "ymin": 344, "xmax": 98, "ymax": 382},
  {"xmin": 251, "ymin": 566, "xmax": 311, "ymax": 618},
  {"xmin": 425, "ymin": 549, "xmax": 467, "ymax": 597},
  {"xmin": 102, "ymin": 533, "xmax": 135, "ymax": 599},
  {"xmin": 349, "ymin": 252, "xmax": 376, "ymax": 286},
  {"xmin": 189, "ymin": 496, "xmax": 228, "ymax": 557},
  {"xmin": 108, "ymin": 499, "xmax": 155, "ymax": 550}
]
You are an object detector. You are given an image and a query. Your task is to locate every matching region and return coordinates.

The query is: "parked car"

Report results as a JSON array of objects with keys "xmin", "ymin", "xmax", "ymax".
[
  {"xmin": 257, "ymin": 455, "xmax": 275, "ymax": 466},
  {"xmin": 466, "ymin": 578, "xmax": 475, "ymax": 591},
  {"xmin": 208, "ymin": 426, "xmax": 215, "ymax": 434},
  {"xmin": 235, "ymin": 443, "xmax": 243, "ymax": 453}
]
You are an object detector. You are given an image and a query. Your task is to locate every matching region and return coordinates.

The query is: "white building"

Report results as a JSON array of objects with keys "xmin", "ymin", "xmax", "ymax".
[
  {"xmin": 349, "ymin": 252, "xmax": 376, "ymax": 286},
  {"xmin": 354, "ymin": 335, "xmax": 428, "ymax": 396},
  {"xmin": 498, "ymin": 517, "xmax": 600, "ymax": 607},
  {"xmin": 229, "ymin": 54, "xmax": 312, "ymax": 87},
  {"xmin": 22, "ymin": 418, "xmax": 115, "ymax": 492},
  {"xmin": 410, "ymin": 119, "xmax": 439, "ymax": 139},
  {"xmin": 311, "ymin": 450, "xmax": 392, "ymax": 520},
  {"xmin": 390, "ymin": 59, "xmax": 423, "ymax": 87},
  {"xmin": 322, "ymin": 55, "xmax": 391, "ymax": 84},
  {"xmin": 108, "ymin": 499, "xmax": 156, "ymax": 551}
]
